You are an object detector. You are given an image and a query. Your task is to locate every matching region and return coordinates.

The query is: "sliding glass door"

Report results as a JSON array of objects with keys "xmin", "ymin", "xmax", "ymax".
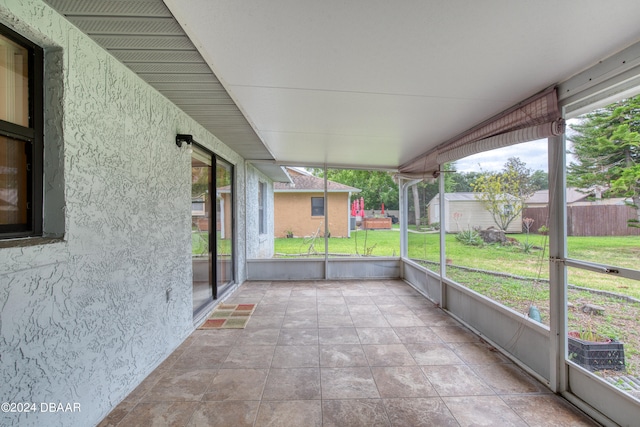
[
  {"xmin": 215, "ymin": 157, "xmax": 234, "ymax": 297},
  {"xmin": 191, "ymin": 146, "xmax": 235, "ymax": 317},
  {"xmin": 192, "ymin": 146, "xmax": 214, "ymax": 315}
]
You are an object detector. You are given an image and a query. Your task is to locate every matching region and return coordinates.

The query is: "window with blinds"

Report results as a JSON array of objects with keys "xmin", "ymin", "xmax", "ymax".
[{"xmin": 0, "ymin": 25, "xmax": 43, "ymax": 238}]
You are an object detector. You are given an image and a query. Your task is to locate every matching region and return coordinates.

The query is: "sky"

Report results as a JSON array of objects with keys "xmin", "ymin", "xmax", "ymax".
[
  {"xmin": 453, "ymin": 118, "xmax": 582, "ymax": 173},
  {"xmin": 453, "ymin": 139, "xmax": 550, "ymax": 173}
]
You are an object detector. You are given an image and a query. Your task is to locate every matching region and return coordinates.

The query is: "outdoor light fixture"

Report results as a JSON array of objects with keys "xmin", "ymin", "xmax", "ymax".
[{"xmin": 176, "ymin": 134, "xmax": 194, "ymax": 148}]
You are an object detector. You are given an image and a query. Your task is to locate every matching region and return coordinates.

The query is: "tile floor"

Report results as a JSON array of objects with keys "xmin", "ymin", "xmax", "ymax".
[{"xmin": 99, "ymin": 280, "xmax": 600, "ymax": 426}]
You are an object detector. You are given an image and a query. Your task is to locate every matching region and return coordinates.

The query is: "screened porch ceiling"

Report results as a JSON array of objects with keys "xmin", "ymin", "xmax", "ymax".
[{"xmin": 45, "ymin": 0, "xmax": 640, "ymax": 178}]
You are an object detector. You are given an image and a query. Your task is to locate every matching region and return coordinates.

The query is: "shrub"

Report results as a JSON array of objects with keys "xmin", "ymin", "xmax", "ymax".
[
  {"xmin": 455, "ymin": 229, "xmax": 484, "ymax": 246},
  {"xmin": 522, "ymin": 241, "xmax": 535, "ymax": 253}
]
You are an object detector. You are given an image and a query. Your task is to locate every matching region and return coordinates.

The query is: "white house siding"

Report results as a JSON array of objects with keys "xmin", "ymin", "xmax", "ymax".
[
  {"xmin": 430, "ymin": 199, "xmax": 522, "ymax": 233},
  {"xmin": 0, "ymin": 1, "xmax": 248, "ymax": 426}
]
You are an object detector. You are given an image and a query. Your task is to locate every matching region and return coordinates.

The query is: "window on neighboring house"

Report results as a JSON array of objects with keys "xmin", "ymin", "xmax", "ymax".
[
  {"xmin": 311, "ymin": 197, "xmax": 324, "ymax": 216},
  {"xmin": 192, "ymin": 197, "xmax": 205, "ymax": 217},
  {"xmin": 258, "ymin": 181, "xmax": 265, "ymax": 234},
  {"xmin": 0, "ymin": 24, "xmax": 43, "ymax": 239}
]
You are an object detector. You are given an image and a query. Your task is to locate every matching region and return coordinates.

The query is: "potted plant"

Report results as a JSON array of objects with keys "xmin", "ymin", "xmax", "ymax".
[
  {"xmin": 285, "ymin": 229, "xmax": 294, "ymax": 238},
  {"xmin": 568, "ymin": 330, "xmax": 625, "ymax": 372}
]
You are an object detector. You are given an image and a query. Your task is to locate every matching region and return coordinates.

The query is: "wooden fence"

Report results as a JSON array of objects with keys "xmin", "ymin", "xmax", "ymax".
[{"xmin": 523, "ymin": 205, "xmax": 640, "ymax": 236}]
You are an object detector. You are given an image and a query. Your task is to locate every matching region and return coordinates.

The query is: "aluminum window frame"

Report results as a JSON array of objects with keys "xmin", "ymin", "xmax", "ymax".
[{"xmin": 0, "ymin": 23, "xmax": 43, "ymax": 239}]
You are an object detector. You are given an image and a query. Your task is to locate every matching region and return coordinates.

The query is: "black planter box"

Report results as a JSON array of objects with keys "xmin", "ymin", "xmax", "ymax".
[{"xmin": 568, "ymin": 336, "xmax": 625, "ymax": 372}]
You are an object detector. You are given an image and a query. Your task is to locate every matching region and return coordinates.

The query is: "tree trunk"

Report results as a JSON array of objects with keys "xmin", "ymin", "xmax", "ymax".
[{"xmin": 412, "ymin": 184, "xmax": 421, "ymax": 228}]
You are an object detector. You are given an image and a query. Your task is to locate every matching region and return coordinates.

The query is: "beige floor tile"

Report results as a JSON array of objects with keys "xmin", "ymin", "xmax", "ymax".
[
  {"xmin": 271, "ymin": 345, "xmax": 319, "ymax": 368},
  {"xmin": 501, "ymin": 394, "xmax": 601, "ymax": 426},
  {"xmin": 376, "ymin": 302, "xmax": 409, "ymax": 313},
  {"xmin": 322, "ymin": 399, "xmax": 390, "ymax": 427},
  {"xmin": 191, "ymin": 330, "xmax": 243, "ymax": 347},
  {"xmin": 187, "ymin": 401, "xmax": 259, "ymax": 427},
  {"xmin": 363, "ymin": 344, "xmax": 417, "ymax": 366},
  {"xmin": 317, "ymin": 296, "xmax": 347, "ymax": 305},
  {"xmin": 252, "ymin": 303, "xmax": 287, "ymax": 316},
  {"xmin": 317, "ymin": 304, "xmax": 350, "ymax": 316},
  {"xmin": 235, "ymin": 328, "xmax": 281, "ymax": 346},
  {"xmin": 96, "ymin": 399, "xmax": 138, "ymax": 427},
  {"xmin": 255, "ymin": 400, "xmax": 322, "ymax": 427},
  {"xmin": 406, "ymin": 343, "xmax": 464, "ymax": 365},
  {"xmin": 290, "ymin": 289, "xmax": 317, "ymax": 297},
  {"xmin": 371, "ymin": 366, "xmax": 438, "ymax": 398},
  {"xmin": 318, "ymin": 327, "xmax": 360, "ymax": 344},
  {"xmin": 372, "ymin": 296, "xmax": 404, "ymax": 306},
  {"xmin": 320, "ymin": 344, "xmax": 368, "ymax": 367},
  {"xmin": 449, "ymin": 341, "xmax": 510, "ymax": 364},
  {"xmin": 383, "ymin": 397, "xmax": 459, "ymax": 427},
  {"xmin": 348, "ymin": 305, "xmax": 383, "ymax": 316},
  {"xmin": 356, "ymin": 327, "xmax": 401, "ymax": 345},
  {"xmin": 431, "ymin": 325, "xmax": 480, "ymax": 343},
  {"xmin": 223, "ymin": 345, "xmax": 275, "ymax": 369},
  {"xmin": 171, "ymin": 345, "xmax": 232, "ymax": 371},
  {"xmin": 344, "ymin": 295, "xmax": 376, "ymax": 305},
  {"xmin": 277, "ymin": 328, "xmax": 319, "ymax": 346},
  {"xmin": 281, "ymin": 315, "xmax": 318, "ymax": 329},
  {"xmin": 351, "ymin": 314, "xmax": 392, "ymax": 327},
  {"xmin": 471, "ymin": 363, "xmax": 551, "ymax": 394},
  {"xmin": 202, "ymin": 368, "xmax": 268, "ymax": 401},
  {"xmin": 318, "ymin": 314, "xmax": 354, "ymax": 328},
  {"xmin": 393, "ymin": 326, "xmax": 443, "ymax": 343},
  {"xmin": 98, "ymin": 280, "xmax": 602, "ymax": 427},
  {"xmin": 421, "ymin": 365, "xmax": 494, "ymax": 396},
  {"xmin": 245, "ymin": 315, "xmax": 283, "ymax": 329},
  {"xmin": 443, "ymin": 395, "xmax": 527, "ymax": 426},
  {"xmin": 123, "ymin": 369, "xmax": 167, "ymax": 403},
  {"xmin": 383, "ymin": 314, "xmax": 426, "ymax": 327},
  {"xmin": 415, "ymin": 310, "xmax": 461, "ymax": 326},
  {"xmin": 117, "ymin": 402, "xmax": 198, "ymax": 427},
  {"xmin": 321, "ymin": 367, "xmax": 380, "ymax": 399},
  {"xmin": 285, "ymin": 305, "xmax": 317, "ymax": 317},
  {"xmin": 142, "ymin": 370, "xmax": 218, "ymax": 402},
  {"xmin": 262, "ymin": 368, "xmax": 321, "ymax": 400}
]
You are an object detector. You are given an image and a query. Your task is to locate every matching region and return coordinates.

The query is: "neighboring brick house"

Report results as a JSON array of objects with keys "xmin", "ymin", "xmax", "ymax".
[{"xmin": 274, "ymin": 168, "xmax": 360, "ymax": 238}]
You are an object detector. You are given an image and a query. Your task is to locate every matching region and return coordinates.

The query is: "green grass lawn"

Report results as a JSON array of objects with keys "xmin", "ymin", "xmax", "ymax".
[
  {"xmin": 274, "ymin": 230, "xmax": 639, "ymax": 298},
  {"xmin": 192, "ymin": 231, "xmax": 232, "ymax": 255},
  {"xmin": 442, "ymin": 265, "xmax": 640, "ymax": 375}
]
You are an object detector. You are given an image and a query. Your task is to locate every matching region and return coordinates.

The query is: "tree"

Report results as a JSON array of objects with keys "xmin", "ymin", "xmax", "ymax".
[
  {"xmin": 502, "ymin": 157, "xmax": 539, "ymax": 197},
  {"xmin": 472, "ymin": 158, "xmax": 539, "ymax": 231},
  {"xmin": 529, "ymin": 170, "xmax": 549, "ymax": 191},
  {"xmin": 449, "ymin": 171, "xmax": 482, "ymax": 192},
  {"xmin": 411, "ymin": 183, "xmax": 421, "ymax": 227},
  {"xmin": 408, "ymin": 163, "xmax": 459, "ymax": 227},
  {"xmin": 567, "ymin": 95, "xmax": 640, "ymax": 227},
  {"xmin": 311, "ymin": 169, "xmax": 399, "ymax": 210}
]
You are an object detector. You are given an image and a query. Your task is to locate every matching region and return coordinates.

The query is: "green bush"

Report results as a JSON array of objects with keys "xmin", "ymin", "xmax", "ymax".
[{"xmin": 455, "ymin": 229, "xmax": 484, "ymax": 246}]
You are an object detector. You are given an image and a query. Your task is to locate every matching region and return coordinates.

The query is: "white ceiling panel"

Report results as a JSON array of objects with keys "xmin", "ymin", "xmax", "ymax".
[
  {"xmin": 48, "ymin": 0, "xmax": 640, "ymax": 170},
  {"xmin": 163, "ymin": 0, "xmax": 640, "ymax": 169},
  {"xmin": 229, "ymin": 85, "xmax": 509, "ymax": 166}
]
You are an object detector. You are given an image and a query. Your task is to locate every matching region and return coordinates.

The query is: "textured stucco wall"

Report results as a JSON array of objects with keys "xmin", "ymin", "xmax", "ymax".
[
  {"xmin": 245, "ymin": 164, "xmax": 274, "ymax": 259},
  {"xmin": 0, "ymin": 1, "xmax": 246, "ymax": 426}
]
